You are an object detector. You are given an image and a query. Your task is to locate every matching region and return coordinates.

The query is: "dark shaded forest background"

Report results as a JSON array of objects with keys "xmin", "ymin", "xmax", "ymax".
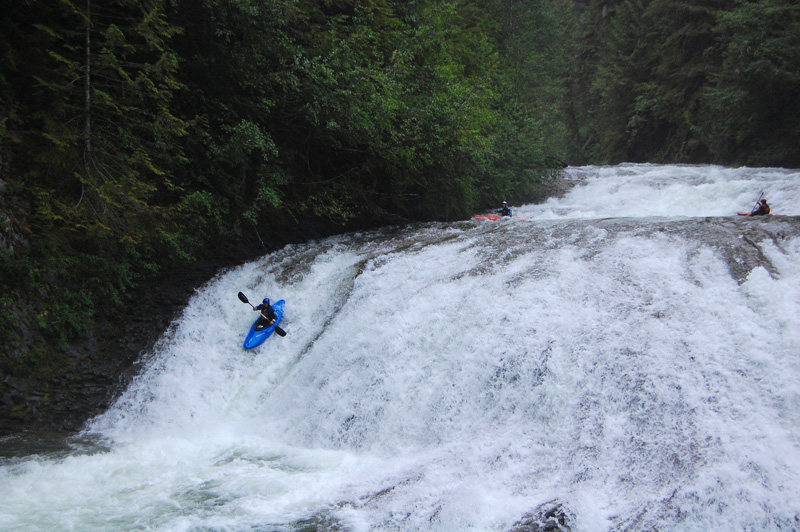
[{"xmin": 1, "ymin": 0, "xmax": 799, "ymax": 429}]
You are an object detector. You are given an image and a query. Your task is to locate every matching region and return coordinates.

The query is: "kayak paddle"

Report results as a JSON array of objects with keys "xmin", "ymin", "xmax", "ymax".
[
  {"xmin": 238, "ymin": 291, "xmax": 287, "ymax": 337},
  {"xmin": 750, "ymin": 191, "xmax": 764, "ymax": 214}
]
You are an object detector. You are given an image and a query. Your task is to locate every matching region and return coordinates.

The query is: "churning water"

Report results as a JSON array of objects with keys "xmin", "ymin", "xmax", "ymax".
[{"xmin": 1, "ymin": 164, "xmax": 799, "ymax": 531}]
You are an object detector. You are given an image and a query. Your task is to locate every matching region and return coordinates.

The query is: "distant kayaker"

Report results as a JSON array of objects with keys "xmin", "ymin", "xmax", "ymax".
[
  {"xmin": 751, "ymin": 198, "xmax": 770, "ymax": 216},
  {"xmin": 497, "ymin": 201, "xmax": 512, "ymax": 217},
  {"xmin": 254, "ymin": 298, "xmax": 278, "ymax": 330}
]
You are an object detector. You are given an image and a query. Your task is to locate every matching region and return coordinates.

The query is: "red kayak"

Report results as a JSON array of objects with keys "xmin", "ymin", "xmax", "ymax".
[
  {"xmin": 475, "ymin": 215, "xmax": 531, "ymax": 221},
  {"xmin": 737, "ymin": 212, "xmax": 784, "ymax": 216}
]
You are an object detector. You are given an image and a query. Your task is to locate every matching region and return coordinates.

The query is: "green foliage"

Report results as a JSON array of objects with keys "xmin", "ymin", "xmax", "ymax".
[
  {"xmin": 254, "ymin": 0, "xmax": 569, "ymax": 221},
  {"xmin": 0, "ymin": 0, "xmax": 588, "ymax": 368},
  {"xmin": 0, "ymin": 253, "xmax": 28, "ymax": 349},
  {"xmin": 0, "ymin": 251, "xmax": 32, "ymax": 290},
  {"xmin": 477, "ymin": 0, "xmax": 573, "ymax": 203},
  {"xmin": 704, "ymin": 0, "xmax": 800, "ymax": 166},
  {"xmin": 567, "ymin": 0, "xmax": 800, "ymax": 166},
  {"xmin": 0, "ymin": 237, "xmax": 142, "ymax": 346}
]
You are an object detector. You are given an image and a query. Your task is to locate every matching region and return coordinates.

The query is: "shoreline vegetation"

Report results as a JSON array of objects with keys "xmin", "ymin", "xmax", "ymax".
[{"xmin": 2, "ymin": 0, "xmax": 799, "ymax": 434}]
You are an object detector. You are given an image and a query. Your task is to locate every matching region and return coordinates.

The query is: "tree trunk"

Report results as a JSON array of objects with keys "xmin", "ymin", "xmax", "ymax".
[{"xmin": 84, "ymin": 0, "xmax": 91, "ymax": 158}]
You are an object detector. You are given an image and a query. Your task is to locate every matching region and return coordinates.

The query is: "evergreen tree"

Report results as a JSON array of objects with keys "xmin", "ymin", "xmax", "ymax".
[
  {"xmin": 567, "ymin": 0, "xmax": 652, "ymax": 163},
  {"xmin": 168, "ymin": 0, "xmax": 296, "ymax": 233},
  {"xmin": 1, "ymin": 0, "xmax": 185, "ymax": 341},
  {"xmin": 481, "ymin": 0, "xmax": 573, "ymax": 201},
  {"xmin": 629, "ymin": 0, "xmax": 724, "ymax": 162},
  {"xmin": 565, "ymin": 0, "xmax": 800, "ymax": 166},
  {"xmin": 704, "ymin": 0, "xmax": 800, "ymax": 166}
]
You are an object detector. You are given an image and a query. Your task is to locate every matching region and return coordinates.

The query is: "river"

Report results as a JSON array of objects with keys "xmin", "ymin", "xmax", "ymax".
[{"xmin": 1, "ymin": 164, "xmax": 799, "ymax": 531}]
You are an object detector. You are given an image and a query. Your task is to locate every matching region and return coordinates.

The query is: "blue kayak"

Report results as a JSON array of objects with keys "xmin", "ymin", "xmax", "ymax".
[{"xmin": 243, "ymin": 300, "xmax": 285, "ymax": 349}]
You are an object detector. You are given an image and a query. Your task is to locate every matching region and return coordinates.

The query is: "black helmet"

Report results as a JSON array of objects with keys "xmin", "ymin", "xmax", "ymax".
[{"xmin": 761, "ymin": 199, "xmax": 767, "ymax": 204}]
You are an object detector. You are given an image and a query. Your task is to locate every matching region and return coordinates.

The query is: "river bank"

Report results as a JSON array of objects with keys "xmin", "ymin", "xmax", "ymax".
[{"xmin": 0, "ymin": 206, "xmax": 411, "ymax": 438}]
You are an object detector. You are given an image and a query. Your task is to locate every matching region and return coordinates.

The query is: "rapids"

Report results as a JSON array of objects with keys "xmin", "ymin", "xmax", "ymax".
[{"xmin": 1, "ymin": 164, "xmax": 799, "ymax": 531}]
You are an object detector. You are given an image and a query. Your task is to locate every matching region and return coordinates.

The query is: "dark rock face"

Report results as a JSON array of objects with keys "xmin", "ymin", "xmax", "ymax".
[
  {"xmin": 510, "ymin": 501, "xmax": 573, "ymax": 532},
  {"xmin": 0, "ymin": 260, "xmax": 222, "ymax": 436}
]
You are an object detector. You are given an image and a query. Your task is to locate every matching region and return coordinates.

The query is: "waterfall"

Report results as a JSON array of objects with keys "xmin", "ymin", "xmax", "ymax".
[{"xmin": 2, "ymin": 164, "xmax": 799, "ymax": 531}]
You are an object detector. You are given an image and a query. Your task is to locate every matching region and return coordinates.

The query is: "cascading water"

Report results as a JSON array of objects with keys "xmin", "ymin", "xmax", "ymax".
[{"xmin": 1, "ymin": 164, "xmax": 799, "ymax": 531}]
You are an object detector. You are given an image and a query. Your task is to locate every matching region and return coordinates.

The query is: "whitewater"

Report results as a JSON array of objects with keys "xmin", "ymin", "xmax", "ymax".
[{"xmin": 1, "ymin": 164, "xmax": 799, "ymax": 531}]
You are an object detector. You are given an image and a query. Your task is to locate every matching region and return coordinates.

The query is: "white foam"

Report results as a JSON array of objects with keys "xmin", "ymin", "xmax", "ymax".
[{"xmin": 519, "ymin": 164, "xmax": 800, "ymax": 219}]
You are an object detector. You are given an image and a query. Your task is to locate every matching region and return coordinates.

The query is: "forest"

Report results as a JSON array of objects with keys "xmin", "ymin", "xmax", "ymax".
[{"xmin": 1, "ymin": 0, "xmax": 799, "ymax": 427}]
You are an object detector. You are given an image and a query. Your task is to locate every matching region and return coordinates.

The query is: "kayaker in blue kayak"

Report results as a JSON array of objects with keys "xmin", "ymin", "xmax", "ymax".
[
  {"xmin": 254, "ymin": 298, "xmax": 278, "ymax": 331},
  {"xmin": 497, "ymin": 201, "xmax": 512, "ymax": 216}
]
